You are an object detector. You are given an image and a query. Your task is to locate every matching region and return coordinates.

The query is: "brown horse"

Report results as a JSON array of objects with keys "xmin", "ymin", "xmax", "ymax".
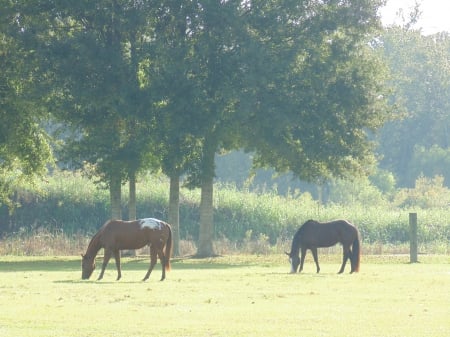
[
  {"xmin": 81, "ymin": 218, "xmax": 172, "ymax": 281},
  {"xmin": 286, "ymin": 219, "xmax": 360, "ymax": 274}
]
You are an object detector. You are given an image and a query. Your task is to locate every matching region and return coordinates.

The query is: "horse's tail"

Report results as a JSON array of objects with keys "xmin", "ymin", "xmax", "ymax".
[
  {"xmin": 164, "ymin": 224, "xmax": 173, "ymax": 272},
  {"xmin": 352, "ymin": 230, "xmax": 361, "ymax": 272}
]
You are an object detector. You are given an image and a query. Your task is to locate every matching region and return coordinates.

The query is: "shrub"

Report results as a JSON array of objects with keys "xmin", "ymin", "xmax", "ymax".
[{"xmin": 1, "ymin": 170, "xmax": 449, "ymax": 250}]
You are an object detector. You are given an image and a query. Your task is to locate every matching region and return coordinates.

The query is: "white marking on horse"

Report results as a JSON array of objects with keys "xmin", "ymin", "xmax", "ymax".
[{"xmin": 139, "ymin": 218, "xmax": 162, "ymax": 230}]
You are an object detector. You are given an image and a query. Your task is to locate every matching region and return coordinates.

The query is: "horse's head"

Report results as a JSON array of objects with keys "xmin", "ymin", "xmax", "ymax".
[
  {"xmin": 81, "ymin": 254, "xmax": 96, "ymax": 280},
  {"xmin": 285, "ymin": 251, "xmax": 300, "ymax": 273}
]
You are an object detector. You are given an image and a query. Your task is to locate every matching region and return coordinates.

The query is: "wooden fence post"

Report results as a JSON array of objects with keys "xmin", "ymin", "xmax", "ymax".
[{"xmin": 409, "ymin": 213, "xmax": 418, "ymax": 263}]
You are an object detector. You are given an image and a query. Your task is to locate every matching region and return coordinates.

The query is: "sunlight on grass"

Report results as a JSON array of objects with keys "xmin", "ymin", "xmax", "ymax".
[{"xmin": 0, "ymin": 256, "xmax": 449, "ymax": 337}]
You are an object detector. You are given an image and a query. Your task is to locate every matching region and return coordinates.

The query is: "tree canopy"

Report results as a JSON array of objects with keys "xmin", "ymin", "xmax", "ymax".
[
  {"xmin": 245, "ymin": 1, "xmax": 390, "ymax": 182},
  {"xmin": 1, "ymin": 0, "xmax": 394, "ymax": 256},
  {"xmin": 0, "ymin": 2, "xmax": 53, "ymax": 207}
]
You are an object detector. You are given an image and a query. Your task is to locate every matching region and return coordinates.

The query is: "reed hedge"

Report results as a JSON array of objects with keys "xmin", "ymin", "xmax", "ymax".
[{"xmin": 1, "ymin": 170, "xmax": 449, "ymax": 249}]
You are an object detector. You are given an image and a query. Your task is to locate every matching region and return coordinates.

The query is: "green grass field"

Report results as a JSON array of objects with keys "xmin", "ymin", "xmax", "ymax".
[{"xmin": 0, "ymin": 255, "xmax": 449, "ymax": 337}]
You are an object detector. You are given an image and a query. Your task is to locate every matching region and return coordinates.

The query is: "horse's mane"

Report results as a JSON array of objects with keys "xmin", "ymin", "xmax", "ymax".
[
  {"xmin": 290, "ymin": 220, "xmax": 316, "ymax": 254},
  {"xmin": 84, "ymin": 220, "xmax": 109, "ymax": 258},
  {"xmin": 290, "ymin": 230, "xmax": 301, "ymax": 255}
]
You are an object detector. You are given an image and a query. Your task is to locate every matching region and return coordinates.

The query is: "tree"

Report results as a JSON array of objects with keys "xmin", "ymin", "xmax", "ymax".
[
  {"xmin": 0, "ymin": 3, "xmax": 53, "ymax": 208},
  {"xmin": 146, "ymin": 0, "xmax": 251, "ymax": 256},
  {"xmin": 5, "ymin": 1, "xmax": 391, "ymax": 258},
  {"xmin": 148, "ymin": 0, "xmax": 390, "ymax": 256},
  {"xmin": 8, "ymin": 1, "xmax": 196, "ymax": 253},
  {"xmin": 407, "ymin": 145, "xmax": 450, "ymax": 185},
  {"xmin": 246, "ymin": 1, "xmax": 390, "ymax": 181},
  {"xmin": 27, "ymin": 1, "xmax": 160, "ymax": 220},
  {"xmin": 379, "ymin": 27, "xmax": 450, "ymax": 186}
]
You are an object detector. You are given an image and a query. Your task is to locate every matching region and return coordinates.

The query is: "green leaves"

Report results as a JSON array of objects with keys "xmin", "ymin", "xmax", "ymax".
[
  {"xmin": 379, "ymin": 28, "xmax": 450, "ymax": 186},
  {"xmin": 0, "ymin": 3, "xmax": 54, "ymax": 207},
  {"xmin": 246, "ymin": 0, "xmax": 389, "ymax": 182},
  {"xmin": 1, "ymin": 1, "xmax": 393, "ymax": 216}
]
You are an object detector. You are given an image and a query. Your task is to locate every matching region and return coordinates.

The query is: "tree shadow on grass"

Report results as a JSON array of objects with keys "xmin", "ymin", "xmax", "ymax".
[
  {"xmin": 122, "ymin": 256, "xmax": 252, "ymax": 270},
  {"xmin": 0, "ymin": 256, "xmax": 252, "ymax": 273},
  {"xmin": 0, "ymin": 258, "xmax": 80, "ymax": 272},
  {"xmin": 53, "ymin": 279, "xmax": 148, "ymax": 284}
]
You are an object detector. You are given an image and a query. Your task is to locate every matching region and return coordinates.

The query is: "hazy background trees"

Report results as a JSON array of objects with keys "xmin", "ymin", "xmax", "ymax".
[
  {"xmin": 378, "ymin": 27, "xmax": 450, "ymax": 187},
  {"xmin": 216, "ymin": 24, "xmax": 450, "ymax": 198}
]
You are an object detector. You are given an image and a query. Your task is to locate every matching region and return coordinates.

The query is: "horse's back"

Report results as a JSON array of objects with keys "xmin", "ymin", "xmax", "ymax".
[
  {"xmin": 102, "ymin": 219, "xmax": 141, "ymax": 235},
  {"xmin": 100, "ymin": 219, "xmax": 149, "ymax": 249},
  {"xmin": 333, "ymin": 219, "xmax": 358, "ymax": 237},
  {"xmin": 329, "ymin": 219, "xmax": 359, "ymax": 244},
  {"xmin": 101, "ymin": 218, "xmax": 171, "ymax": 250},
  {"xmin": 299, "ymin": 219, "xmax": 357, "ymax": 247}
]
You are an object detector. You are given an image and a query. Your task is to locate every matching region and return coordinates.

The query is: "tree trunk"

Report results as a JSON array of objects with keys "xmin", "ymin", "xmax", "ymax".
[
  {"xmin": 168, "ymin": 174, "xmax": 180, "ymax": 256},
  {"xmin": 127, "ymin": 172, "xmax": 137, "ymax": 257},
  {"xmin": 128, "ymin": 172, "xmax": 137, "ymax": 221},
  {"xmin": 196, "ymin": 134, "xmax": 217, "ymax": 257},
  {"xmin": 110, "ymin": 174, "xmax": 122, "ymax": 220},
  {"xmin": 197, "ymin": 175, "xmax": 215, "ymax": 257}
]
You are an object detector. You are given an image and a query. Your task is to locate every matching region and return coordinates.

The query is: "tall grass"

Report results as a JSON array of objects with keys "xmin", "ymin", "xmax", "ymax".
[
  {"xmin": 0, "ymin": 170, "xmax": 449, "ymax": 254},
  {"xmin": 0, "ymin": 227, "xmax": 89, "ymax": 255}
]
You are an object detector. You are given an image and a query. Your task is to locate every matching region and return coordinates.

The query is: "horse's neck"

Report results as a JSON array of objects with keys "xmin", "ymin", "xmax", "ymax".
[
  {"xmin": 291, "ymin": 230, "xmax": 302, "ymax": 254},
  {"xmin": 291, "ymin": 243, "xmax": 300, "ymax": 256},
  {"xmin": 85, "ymin": 232, "xmax": 102, "ymax": 258}
]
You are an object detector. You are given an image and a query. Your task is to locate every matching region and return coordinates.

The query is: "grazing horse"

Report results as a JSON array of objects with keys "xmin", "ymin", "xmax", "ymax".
[
  {"xmin": 286, "ymin": 219, "xmax": 360, "ymax": 274},
  {"xmin": 81, "ymin": 218, "xmax": 172, "ymax": 281}
]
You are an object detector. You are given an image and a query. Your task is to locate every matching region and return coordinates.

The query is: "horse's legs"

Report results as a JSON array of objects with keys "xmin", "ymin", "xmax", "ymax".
[
  {"xmin": 311, "ymin": 247, "xmax": 320, "ymax": 273},
  {"xmin": 349, "ymin": 255, "xmax": 355, "ymax": 273},
  {"xmin": 98, "ymin": 249, "xmax": 112, "ymax": 280},
  {"xmin": 143, "ymin": 246, "xmax": 157, "ymax": 281},
  {"xmin": 338, "ymin": 245, "xmax": 351, "ymax": 274},
  {"xmin": 299, "ymin": 247, "xmax": 307, "ymax": 272},
  {"xmin": 349, "ymin": 246, "xmax": 356, "ymax": 273},
  {"xmin": 158, "ymin": 249, "xmax": 166, "ymax": 281},
  {"xmin": 113, "ymin": 250, "xmax": 122, "ymax": 281}
]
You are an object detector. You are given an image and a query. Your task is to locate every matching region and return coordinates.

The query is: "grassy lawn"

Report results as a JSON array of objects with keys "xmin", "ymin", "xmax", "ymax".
[{"xmin": 0, "ymin": 254, "xmax": 449, "ymax": 337}]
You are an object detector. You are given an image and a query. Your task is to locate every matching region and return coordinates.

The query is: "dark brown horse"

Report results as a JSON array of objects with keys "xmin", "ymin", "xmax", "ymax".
[
  {"xmin": 81, "ymin": 218, "xmax": 172, "ymax": 281},
  {"xmin": 286, "ymin": 219, "xmax": 360, "ymax": 274}
]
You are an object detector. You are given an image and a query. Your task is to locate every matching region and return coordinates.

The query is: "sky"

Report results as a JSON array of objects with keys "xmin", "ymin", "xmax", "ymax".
[{"xmin": 379, "ymin": 0, "xmax": 450, "ymax": 35}]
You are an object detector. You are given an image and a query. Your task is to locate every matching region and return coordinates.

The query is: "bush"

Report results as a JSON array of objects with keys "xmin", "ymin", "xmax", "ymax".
[
  {"xmin": 1, "ymin": 170, "xmax": 449, "ymax": 248},
  {"xmin": 393, "ymin": 175, "xmax": 450, "ymax": 208}
]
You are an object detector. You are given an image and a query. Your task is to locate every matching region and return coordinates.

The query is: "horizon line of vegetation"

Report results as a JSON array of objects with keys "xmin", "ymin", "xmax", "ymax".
[{"xmin": 1, "ymin": 169, "xmax": 448, "ymax": 250}]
